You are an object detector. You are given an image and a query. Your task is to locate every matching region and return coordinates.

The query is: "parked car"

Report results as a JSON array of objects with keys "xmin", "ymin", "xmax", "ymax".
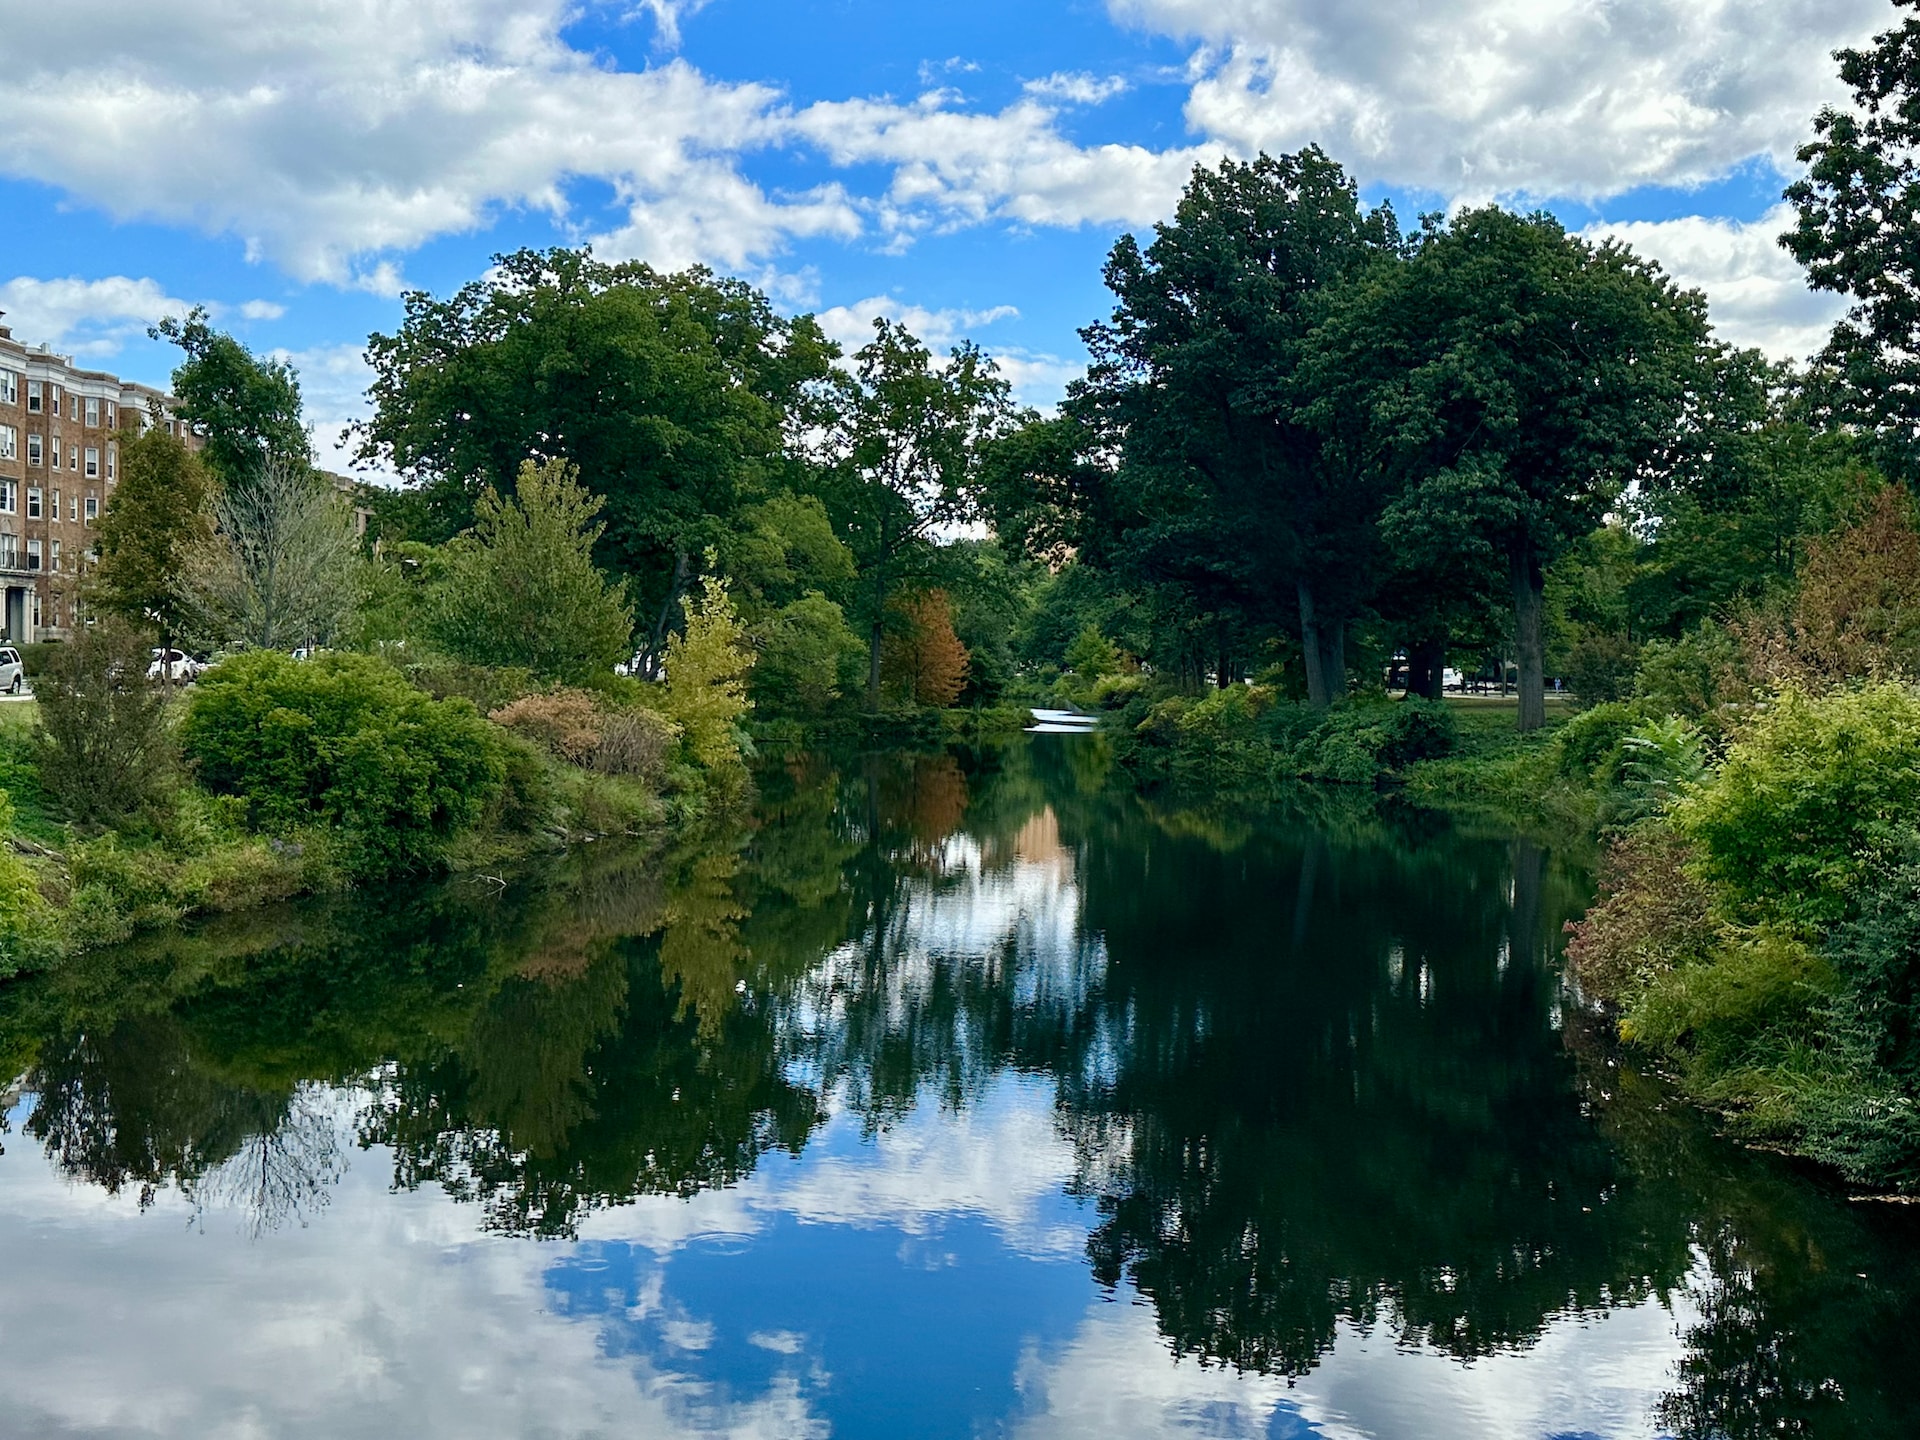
[
  {"xmin": 147, "ymin": 648, "xmax": 201, "ymax": 683},
  {"xmin": 0, "ymin": 646, "xmax": 22, "ymax": 695}
]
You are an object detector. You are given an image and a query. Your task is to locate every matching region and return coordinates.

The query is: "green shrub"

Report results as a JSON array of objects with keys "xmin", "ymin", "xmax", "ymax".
[
  {"xmin": 749, "ymin": 592, "xmax": 862, "ymax": 719},
  {"xmin": 1089, "ymin": 671, "xmax": 1149, "ymax": 709},
  {"xmin": 31, "ymin": 620, "xmax": 174, "ymax": 825},
  {"xmin": 0, "ymin": 793, "xmax": 59, "ymax": 977},
  {"xmin": 1604, "ymin": 716, "xmax": 1707, "ymax": 829},
  {"xmin": 1566, "ymin": 826, "xmax": 1723, "ymax": 1009},
  {"xmin": 1625, "ymin": 928, "xmax": 1829, "ymax": 1062},
  {"xmin": 1676, "ymin": 684, "xmax": 1920, "ymax": 934},
  {"xmin": 1551, "ymin": 701, "xmax": 1641, "ymax": 781},
  {"xmin": 1633, "ymin": 620, "xmax": 1749, "ymax": 733},
  {"xmin": 1296, "ymin": 699, "xmax": 1457, "ymax": 783},
  {"xmin": 406, "ymin": 661, "xmax": 542, "ymax": 713},
  {"xmin": 1827, "ymin": 850, "xmax": 1920, "ymax": 1088},
  {"xmin": 1565, "ymin": 629, "xmax": 1642, "ymax": 706},
  {"xmin": 181, "ymin": 650, "xmax": 506, "ymax": 875}
]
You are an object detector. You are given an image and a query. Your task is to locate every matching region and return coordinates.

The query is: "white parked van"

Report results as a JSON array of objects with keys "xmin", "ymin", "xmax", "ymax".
[{"xmin": 0, "ymin": 647, "xmax": 21, "ymax": 695}]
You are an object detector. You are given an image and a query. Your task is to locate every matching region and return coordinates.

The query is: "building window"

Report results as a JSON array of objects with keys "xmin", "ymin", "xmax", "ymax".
[
  {"xmin": 84, "ymin": 448, "xmax": 98, "ymax": 478},
  {"xmin": 26, "ymin": 539, "xmax": 41, "ymax": 572},
  {"xmin": 48, "ymin": 439, "xmax": 59, "ymax": 470},
  {"xmin": 84, "ymin": 397, "xmax": 99, "ymax": 426},
  {"xmin": 0, "ymin": 483, "xmax": 14, "ymax": 514},
  {"xmin": 0, "ymin": 371, "xmax": 16, "ymax": 405},
  {"xmin": 68, "ymin": 495, "xmax": 77, "ymax": 522},
  {"xmin": 0, "ymin": 534, "xmax": 16, "ymax": 568},
  {"xmin": 51, "ymin": 540, "xmax": 60, "ymax": 573},
  {"xmin": 30, "ymin": 592, "xmax": 41, "ymax": 629},
  {"xmin": 0, "ymin": 426, "xmax": 13, "ymax": 461},
  {"xmin": 50, "ymin": 389, "xmax": 61, "ymax": 418},
  {"xmin": 26, "ymin": 434, "xmax": 40, "ymax": 467},
  {"xmin": 68, "ymin": 446, "xmax": 77, "ymax": 471},
  {"xmin": 106, "ymin": 445, "xmax": 116, "ymax": 480},
  {"xmin": 84, "ymin": 494, "xmax": 98, "ymax": 521},
  {"xmin": 50, "ymin": 489, "xmax": 60, "ymax": 520},
  {"xmin": 105, "ymin": 401, "xmax": 116, "ymax": 427},
  {"xmin": 26, "ymin": 381, "xmax": 41, "ymax": 414},
  {"xmin": 26, "ymin": 489, "xmax": 40, "ymax": 520}
]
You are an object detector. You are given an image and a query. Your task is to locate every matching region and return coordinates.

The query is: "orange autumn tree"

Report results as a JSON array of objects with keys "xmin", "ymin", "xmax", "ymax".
[{"xmin": 881, "ymin": 590, "xmax": 970, "ymax": 708}]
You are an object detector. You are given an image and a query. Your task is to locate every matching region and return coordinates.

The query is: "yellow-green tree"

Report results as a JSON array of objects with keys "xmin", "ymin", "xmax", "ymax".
[{"xmin": 662, "ymin": 569, "xmax": 753, "ymax": 774}]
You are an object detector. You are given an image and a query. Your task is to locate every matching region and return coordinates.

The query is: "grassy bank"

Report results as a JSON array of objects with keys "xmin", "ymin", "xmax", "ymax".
[
  {"xmin": 0, "ymin": 648, "xmax": 746, "ymax": 982},
  {"xmin": 1083, "ymin": 676, "xmax": 1920, "ymax": 1195}
]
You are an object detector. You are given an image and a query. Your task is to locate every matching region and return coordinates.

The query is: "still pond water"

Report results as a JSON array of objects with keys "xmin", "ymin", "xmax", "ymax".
[{"xmin": 1, "ymin": 736, "xmax": 1917, "ymax": 1439}]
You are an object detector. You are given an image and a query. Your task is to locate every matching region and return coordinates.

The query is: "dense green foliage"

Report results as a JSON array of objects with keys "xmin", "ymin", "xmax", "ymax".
[
  {"xmin": 151, "ymin": 307, "xmax": 310, "ymax": 483},
  {"xmin": 31, "ymin": 621, "xmax": 174, "ymax": 825},
  {"xmin": 91, "ymin": 428, "xmax": 214, "ymax": 655},
  {"xmin": 1677, "ymin": 685, "xmax": 1920, "ymax": 934},
  {"xmin": 1569, "ymin": 685, "xmax": 1920, "ymax": 1191},
  {"xmin": 1785, "ymin": 0, "xmax": 1920, "ymax": 476},
  {"xmin": 180, "ymin": 651, "xmax": 506, "ymax": 875},
  {"xmin": 424, "ymin": 458, "xmax": 635, "ymax": 683}
]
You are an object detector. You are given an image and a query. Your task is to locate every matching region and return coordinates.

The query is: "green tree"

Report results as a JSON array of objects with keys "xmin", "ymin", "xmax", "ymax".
[
  {"xmin": 190, "ymin": 456, "xmax": 361, "ymax": 652},
  {"xmin": 749, "ymin": 592, "xmax": 863, "ymax": 720},
  {"xmin": 826, "ymin": 320, "xmax": 1012, "ymax": 708},
  {"xmin": 719, "ymin": 493, "xmax": 857, "ymax": 620},
  {"xmin": 32, "ymin": 619, "xmax": 173, "ymax": 825},
  {"xmin": 425, "ymin": 459, "xmax": 635, "ymax": 684},
  {"xmin": 660, "ymin": 570, "xmax": 752, "ymax": 775},
  {"xmin": 150, "ymin": 309, "xmax": 309, "ymax": 484},
  {"xmin": 1076, "ymin": 149, "xmax": 1403, "ymax": 704},
  {"xmin": 1783, "ymin": 0, "xmax": 1920, "ymax": 476},
  {"xmin": 90, "ymin": 427, "xmax": 213, "ymax": 665},
  {"xmin": 1308, "ymin": 209, "xmax": 1711, "ymax": 729},
  {"xmin": 358, "ymin": 249, "xmax": 838, "ymax": 669}
]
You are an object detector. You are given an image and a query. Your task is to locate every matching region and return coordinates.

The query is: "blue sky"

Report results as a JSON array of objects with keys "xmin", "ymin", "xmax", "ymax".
[{"xmin": 0, "ymin": 0, "xmax": 1890, "ymax": 473}]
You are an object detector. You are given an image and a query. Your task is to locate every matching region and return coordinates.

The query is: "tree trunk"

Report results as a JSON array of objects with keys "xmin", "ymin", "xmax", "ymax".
[
  {"xmin": 1509, "ymin": 543, "xmax": 1546, "ymax": 732},
  {"xmin": 1298, "ymin": 579, "xmax": 1330, "ymax": 708},
  {"xmin": 1406, "ymin": 635, "xmax": 1446, "ymax": 701},
  {"xmin": 642, "ymin": 549, "xmax": 690, "ymax": 681}
]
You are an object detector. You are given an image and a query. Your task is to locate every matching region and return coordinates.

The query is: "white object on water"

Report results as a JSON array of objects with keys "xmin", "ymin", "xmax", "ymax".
[{"xmin": 1027, "ymin": 708, "xmax": 1101, "ymax": 734}]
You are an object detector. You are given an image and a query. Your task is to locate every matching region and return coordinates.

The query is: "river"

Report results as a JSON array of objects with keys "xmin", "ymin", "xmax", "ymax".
[{"xmin": 0, "ymin": 734, "xmax": 1916, "ymax": 1438}]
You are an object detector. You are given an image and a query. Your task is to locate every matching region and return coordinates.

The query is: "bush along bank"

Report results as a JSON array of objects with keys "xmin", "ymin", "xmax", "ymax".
[
  {"xmin": 0, "ymin": 627, "xmax": 751, "ymax": 982},
  {"xmin": 1566, "ymin": 683, "xmax": 1920, "ymax": 1195},
  {"xmin": 1101, "ymin": 685, "xmax": 1463, "ymax": 791}
]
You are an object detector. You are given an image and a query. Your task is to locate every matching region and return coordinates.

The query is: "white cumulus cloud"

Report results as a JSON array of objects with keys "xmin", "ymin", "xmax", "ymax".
[
  {"xmin": 1112, "ymin": 0, "xmax": 1887, "ymax": 202},
  {"xmin": 0, "ymin": 275, "xmax": 193, "ymax": 356},
  {"xmin": 1023, "ymin": 72, "xmax": 1131, "ymax": 106},
  {"xmin": 1587, "ymin": 204, "xmax": 1844, "ymax": 362}
]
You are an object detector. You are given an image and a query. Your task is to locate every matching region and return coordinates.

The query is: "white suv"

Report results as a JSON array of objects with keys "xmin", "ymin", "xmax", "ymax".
[
  {"xmin": 147, "ymin": 648, "xmax": 201, "ymax": 683},
  {"xmin": 0, "ymin": 647, "xmax": 21, "ymax": 695}
]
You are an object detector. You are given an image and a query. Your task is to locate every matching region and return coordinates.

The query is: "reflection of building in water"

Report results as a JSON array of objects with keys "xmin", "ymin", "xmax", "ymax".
[{"xmin": 1010, "ymin": 807, "xmax": 1074, "ymax": 884}]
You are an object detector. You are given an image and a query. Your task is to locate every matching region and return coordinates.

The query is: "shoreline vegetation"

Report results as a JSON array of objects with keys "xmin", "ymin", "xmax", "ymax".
[{"xmin": 14, "ymin": 25, "xmax": 1920, "ymax": 1201}]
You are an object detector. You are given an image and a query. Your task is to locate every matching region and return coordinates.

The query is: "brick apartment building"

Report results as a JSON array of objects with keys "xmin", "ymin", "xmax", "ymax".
[{"xmin": 0, "ymin": 312, "xmax": 198, "ymax": 642}]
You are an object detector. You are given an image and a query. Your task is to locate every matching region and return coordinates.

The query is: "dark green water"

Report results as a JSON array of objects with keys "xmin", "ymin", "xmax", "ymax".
[{"xmin": 1, "ymin": 736, "xmax": 1916, "ymax": 1438}]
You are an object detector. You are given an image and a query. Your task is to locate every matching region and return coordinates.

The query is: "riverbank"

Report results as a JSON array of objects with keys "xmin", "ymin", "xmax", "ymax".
[
  {"xmin": 0, "ymin": 651, "xmax": 748, "ymax": 983},
  {"xmin": 1081, "ymin": 681, "xmax": 1920, "ymax": 1196}
]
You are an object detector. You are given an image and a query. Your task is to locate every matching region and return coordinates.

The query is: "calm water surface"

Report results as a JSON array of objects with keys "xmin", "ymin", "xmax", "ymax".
[{"xmin": 2, "ymin": 737, "xmax": 1917, "ymax": 1439}]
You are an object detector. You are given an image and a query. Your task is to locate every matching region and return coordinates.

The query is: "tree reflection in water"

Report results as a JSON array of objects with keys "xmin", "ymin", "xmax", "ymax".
[{"xmin": 1, "ymin": 736, "xmax": 1917, "ymax": 1430}]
